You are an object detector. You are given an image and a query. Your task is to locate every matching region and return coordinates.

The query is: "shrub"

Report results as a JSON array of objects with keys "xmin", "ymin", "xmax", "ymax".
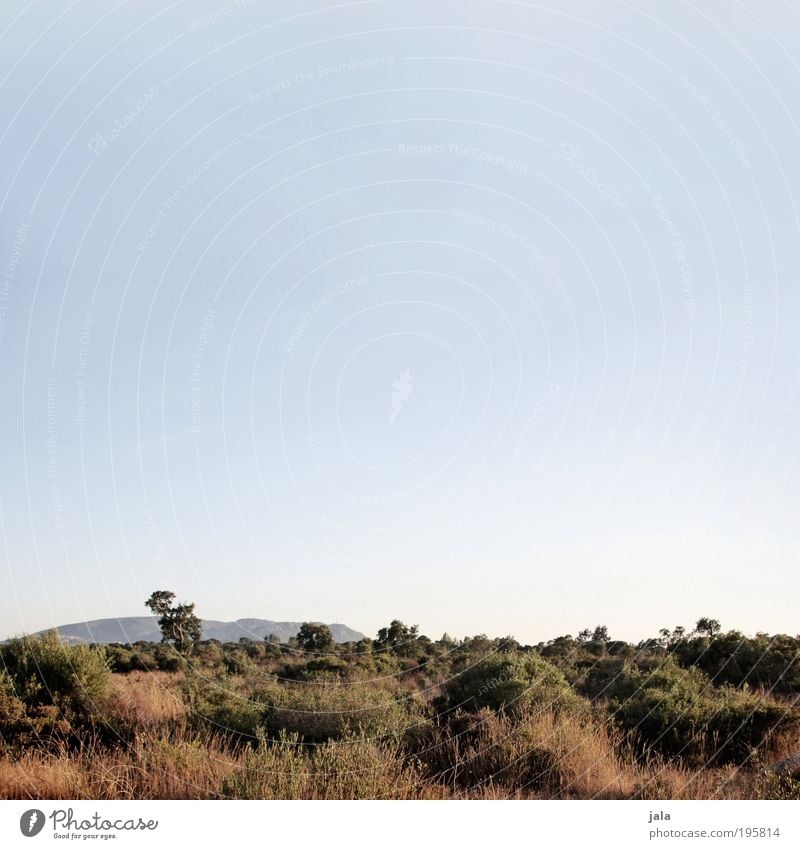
[
  {"xmin": 674, "ymin": 632, "xmax": 800, "ymax": 694},
  {"xmin": 0, "ymin": 669, "xmax": 29, "ymax": 750},
  {"xmin": 186, "ymin": 672, "xmax": 430, "ymax": 746},
  {"xmin": 608, "ymin": 659, "xmax": 797, "ymax": 765},
  {"xmin": 300, "ymin": 657, "xmax": 349, "ymax": 679},
  {"xmin": 184, "ymin": 675, "xmax": 266, "ymax": 739},
  {"xmin": 105, "ymin": 644, "xmax": 157, "ymax": 673},
  {"xmin": 220, "ymin": 649, "xmax": 251, "ymax": 677},
  {"xmin": 574, "ymin": 657, "xmax": 628, "ymax": 701},
  {"xmin": 421, "ymin": 706, "xmax": 633, "ymax": 798},
  {"xmin": 153, "ymin": 644, "xmax": 184, "ymax": 673},
  {"xmin": 0, "ymin": 632, "xmax": 110, "ymax": 721},
  {"xmin": 0, "ymin": 632, "xmax": 111, "ymax": 745},
  {"xmin": 436, "ymin": 652, "xmax": 582, "ymax": 718},
  {"xmin": 222, "ymin": 729, "xmax": 426, "ymax": 799},
  {"xmin": 264, "ymin": 683, "xmax": 424, "ymax": 744}
]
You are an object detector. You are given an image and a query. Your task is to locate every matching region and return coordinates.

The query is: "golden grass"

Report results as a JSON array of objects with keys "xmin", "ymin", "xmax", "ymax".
[
  {"xmin": 1, "ymin": 670, "xmax": 796, "ymax": 800},
  {"xmin": 0, "ymin": 722, "xmax": 788, "ymax": 800},
  {"xmin": 0, "ymin": 732, "xmax": 240, "ymax": 800},
  {"xmin": 0, "ymin": 717, "xmax": 771, "ymax": 800},
  {"xmin": 105, "ymin": 670, "xmax": 186, "ymax": 726}
]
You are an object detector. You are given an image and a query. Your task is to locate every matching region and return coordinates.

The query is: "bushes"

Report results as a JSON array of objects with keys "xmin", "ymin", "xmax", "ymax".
[
  {"xmin": 265, "ymin": 683, "xmax": 427, "ymax": 744},
  {"xmin": 222, "ymin": 729, "xmax": 427, "ymax": 800},
  {"xmin": 184, "ymin": 675, "xmax": 266, "ymax": 739},
  {"xmin": 436, "ymin": 652, "xmax": 583, "ymax": 718},
  {"xmin": 574, "ymin": 657, "xmax": 628, "ymax": 701},
  {"xmin": 105, "ymin": 644, "xmax": 142, "ymax": 673},
  {"xmin": 2, "ymin": 624, "xmax": 799, "ymax": 799},
  {"xmin": 608, "ymin": 660, "xmax": 798, "ymax": 765},
  {"xmin": 0, "ymin": 632, "xmax": 110, "ymax": 720},
  {"xmin": 674, "ymin": 633, "xmax": 800, "ymax": 694},
  {"xmin": 0, "ymin": 632, "xmax": 111, "ymax": 745},
  {"xmin": 422, "ymin": 707, "xmax": 634, "ymax": 798},
  {"xmin": 0, "ymin": 669, "xmax": 28, "ymax": 750},
  {"xmin": 187, "ymin": 671, "xmax": 429, "ymax": 746}
]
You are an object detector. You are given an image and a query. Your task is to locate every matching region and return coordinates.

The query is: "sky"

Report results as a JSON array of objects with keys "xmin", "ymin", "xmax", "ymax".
[{"xmin": 1, "ymin": 0, "xmax": 799, "ymax": 644}]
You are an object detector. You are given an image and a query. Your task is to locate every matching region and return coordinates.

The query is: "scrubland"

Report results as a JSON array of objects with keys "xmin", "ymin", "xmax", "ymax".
[{"xmin": 1, "ymin": 624, "xmax": 798, "ymax": 799}]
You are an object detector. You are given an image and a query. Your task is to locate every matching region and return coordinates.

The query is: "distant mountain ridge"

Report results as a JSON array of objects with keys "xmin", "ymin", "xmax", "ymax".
[{"xmin": 32, "ymin": 616, "xmax": 365, "ymax": 645}]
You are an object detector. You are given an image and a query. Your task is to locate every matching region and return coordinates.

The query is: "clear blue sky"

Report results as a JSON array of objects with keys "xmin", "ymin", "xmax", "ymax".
[{"xmin": 1, "ymin": 0, "xmax": 799, "ymax": 643}]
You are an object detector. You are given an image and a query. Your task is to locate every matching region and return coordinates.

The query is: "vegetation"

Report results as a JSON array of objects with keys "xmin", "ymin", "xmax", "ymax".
[
  {"xmin": 145, "ymin": 591, "xmax": 202, "ymax": 655},
  {"xmin": 0, "ymin": 631, "xmax": 110, "ymax": 747},
  {"xmin": 296, "ymin": 622, "xmax": 334, "ymax": 655},
  {"xmin": 1, "ymin": 609, "xmax": 798, "ymax": 800}
]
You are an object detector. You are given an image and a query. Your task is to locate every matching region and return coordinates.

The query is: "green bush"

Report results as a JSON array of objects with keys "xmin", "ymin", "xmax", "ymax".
[
  {"xmin": 574, "ymin": 657, "xmax": 628, "ymax": 701},
  {"xmin": 105, "ymin": 644, "xmax": 155, "ymax": 673},
  {"xmin": 436, "ymin": 652, "xmax": 582, "ymax": 717},
  {"xmin": 264, "ymin": 683, "xmax": 425, "ymax": 744},
  {"xmin": 608, "ymin": 659, "xmax": 797, "ymax": 764},
  {"xmin": 153, "ymin": 644, "xmax": 185, "ymax": 672},
  {"xmin": 186, "ymin": 672, "xmax": 429, "ymax": 746},
  {"xmin": 300, "ymin": 657, "xmax": 349, "ymax": 679},
  {"xmin": 183, "ymin": 675, "xmax": 266, "ymax": 739},
  {"xmin": 0, "ymin": 669, "xmax": 29, "ymax": 750},
  {"xmin": 0, "ymin": 632, "xmax": 111, "ymax": 741},
  {"xmin": 674, "ymin": 632, "xmax": 800, "ymax": 694}
]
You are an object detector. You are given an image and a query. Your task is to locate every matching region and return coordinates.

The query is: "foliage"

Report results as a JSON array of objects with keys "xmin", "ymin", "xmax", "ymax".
[
  {"xmin": 145, "ymin": 590, "xmax": 202, "ymax": 654},
  {"xmin": 0, "ymin": 669, "xmax": 28, "ymax": 750},
  {"xmin": 296, "ymin": 622, "xmax": 334, "ymax": 655},
  {"xmin": 374, "ymin": 620, "xmax": 420, "ymax": 657},
  {"xmin": 222, "ymin": 729, "xmax": 426, "ymax": 800},
  {"xmin": 0, "ymin": 631, "xmax": 110, "ymax": 742},
  {"xmin": 695, "ymin": 617, "xmax": 722, "ymax": 638},
  {"xmin": 607, "ymin": 659, "xmax": 797, "ymax": 765},
  {"xmin": 436, "ymin": 652, "xmax": 582, "ymax": 717},
  {"xmin": 2, "ymin": 617, "xmax": 800, "ymax": 799}
]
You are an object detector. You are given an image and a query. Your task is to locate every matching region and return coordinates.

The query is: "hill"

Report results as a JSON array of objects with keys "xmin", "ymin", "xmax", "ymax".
[{"xmin": 32, "ymin": 616, "xmax": 365, "ymax": 645}]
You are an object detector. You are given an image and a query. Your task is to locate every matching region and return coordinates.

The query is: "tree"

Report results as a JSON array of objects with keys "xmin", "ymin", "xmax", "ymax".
[
  {"xmin": 496, "ymin": 635, "xmax": 521, "ymax": 653},
  {"xmin": 145, "ymin": 590, "xmax": 202, "ymax": 654},
  {"xmin": 540, "ymin": 635, "xmax": 576, "ymax": 658},
  {"xmin": 439, "ymin": 633, "xmax": 457, "ymax": 648},
  {"xmin": 374, "ymin": 620, "xmax": 419, "ymax": 656},
  {"xmin": 354, "ymin": 637, "xmax": 373, "ymax": 655},
  {"xmin": 695, "ymin": 617, "xmax": 721, "ymax": 638},
  {"xmin": 263, "ymin": 633, "xmax": 283, "ymax": 658},
  {"xmin": 592, "ymin": 625, "xmax": 610, "ymax": 644},
  {"xmin": 296, "ymin": 622, "xmax": 334, "ymax": 654}
]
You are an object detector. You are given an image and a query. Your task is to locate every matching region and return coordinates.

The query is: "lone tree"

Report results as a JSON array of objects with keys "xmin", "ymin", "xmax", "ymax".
[
  {"xmin": 145, "ymin": 591, "xmax": 202, "ymax": 654},
  {"xmin": 296, "ymin": 622, "xmax": 334, "ymax": 654},
  {"xmin": 695, "ymin": 617, "xmax": 722, "ymax": 638}
]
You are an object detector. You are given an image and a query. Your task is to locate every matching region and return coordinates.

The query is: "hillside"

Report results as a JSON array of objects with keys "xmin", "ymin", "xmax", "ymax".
[{"xmin": 33, "ymin": 616, "xmax": 365, "ymax": 645}]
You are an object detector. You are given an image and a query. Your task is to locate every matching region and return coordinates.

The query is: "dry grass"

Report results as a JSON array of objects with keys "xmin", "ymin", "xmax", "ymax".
[
  {"xmin": 0, "ymin": 720, "xmax": 790, "ymax": 800},
  {"xmin": 1, "ymin": 669, "xmax": 797, "ymax": 800},
  {"xmin": 105, "ymin": 671, "xmax": 186, "ymax": 727},
  {"xmin": 0, "ymin": 732, "xmax": 240, "ymax": 800}
]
